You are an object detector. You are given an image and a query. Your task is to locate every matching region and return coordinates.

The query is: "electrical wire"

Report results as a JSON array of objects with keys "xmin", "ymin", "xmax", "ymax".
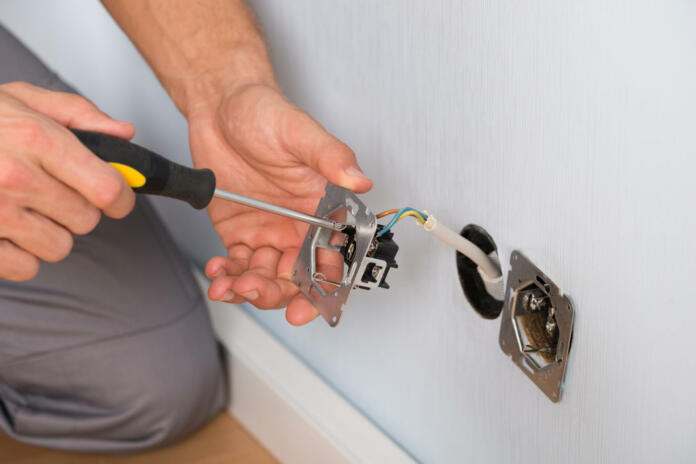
[
  {"xmin": 397, "ymin": 211, "xmax": 427, "ymax": 224},
  {"xmin": 423, "ymin": 215, "xmax": 502, "ymax": 279},
  {"xmin": 376, "ymin": 206, "xmax": 502, "ymax": 297},
  {"xmin": 377, "ymin": 207, "xmax": 429, "ymax": 236},
  {"xmin": 375, "ymin": 207, "xmax": 502, "ymax": 296},
  {"xmin": 376, "ymin": 209, "xmax": 400, "ymax": 219}
]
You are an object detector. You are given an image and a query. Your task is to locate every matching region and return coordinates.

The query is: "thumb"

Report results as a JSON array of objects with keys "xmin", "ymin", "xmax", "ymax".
[
  {"xmin": 283, "ymin": 111, "xmax": 372, "ymax": 193},
  {"xmin": 1, "ymin": 81, "xmax": 135, "ymax": 140}
]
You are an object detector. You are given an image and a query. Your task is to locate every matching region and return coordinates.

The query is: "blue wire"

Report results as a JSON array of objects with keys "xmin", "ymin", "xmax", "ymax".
[{"xmin": 377, "ymin": 207, "xmax": 428, "ymax": 237}]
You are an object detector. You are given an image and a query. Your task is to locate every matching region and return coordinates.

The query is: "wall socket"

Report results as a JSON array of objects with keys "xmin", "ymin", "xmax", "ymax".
[{"xmin": 498, "ymin": 251, "xmax": 575, "ymax": 402}]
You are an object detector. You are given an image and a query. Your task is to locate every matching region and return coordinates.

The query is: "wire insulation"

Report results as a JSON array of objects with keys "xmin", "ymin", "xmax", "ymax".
[
  {"xmin": 375, "ymin": 207, "xmax": 503, "ymax": 296},
  {"xmin": 397, "ymin": 211, "xmax": 427, "ymax": 224},
  {"xmin": 377, "ymin": 207, "xmax": 428, "ymax": 236},
  {"xmin": 424, "ymin": 215, "xmax": 502, "ymax": 278},
  {"xmin": 376, "ymin": 209, "xmax": 400, "ymax": 218}
]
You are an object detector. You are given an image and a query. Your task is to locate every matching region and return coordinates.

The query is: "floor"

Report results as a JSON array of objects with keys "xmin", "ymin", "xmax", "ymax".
[{"xmin": 0, "ymin": 413, "xmax": 277, "ymax": 464}]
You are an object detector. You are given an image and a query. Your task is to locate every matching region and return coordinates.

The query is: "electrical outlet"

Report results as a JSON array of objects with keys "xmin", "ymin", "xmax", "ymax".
[{"xmin": 499, "ymin": 251, "xmax": 575, "ymax": 402}]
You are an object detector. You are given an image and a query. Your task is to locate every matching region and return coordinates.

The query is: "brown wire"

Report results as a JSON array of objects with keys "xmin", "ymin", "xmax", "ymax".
[{"xmin": 376, "ymin": 209, "xmax": 400, "ymax": 218}]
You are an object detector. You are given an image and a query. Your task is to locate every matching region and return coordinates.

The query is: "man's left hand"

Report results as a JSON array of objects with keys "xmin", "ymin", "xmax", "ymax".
[{"xmin": 190, "ymin": 84, "xmax": 372, "ymax": 326}]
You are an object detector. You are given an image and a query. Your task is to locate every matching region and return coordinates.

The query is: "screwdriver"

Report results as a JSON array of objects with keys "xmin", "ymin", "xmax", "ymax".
[{"xmin": 71, "ymin": 129, "xmax": 346, "ymax": 232}]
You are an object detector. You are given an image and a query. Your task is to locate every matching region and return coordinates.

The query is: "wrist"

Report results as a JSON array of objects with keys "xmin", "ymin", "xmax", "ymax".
[{"xmin": 167, "ymin": 43, "xmax": 278, "ymax": 120}]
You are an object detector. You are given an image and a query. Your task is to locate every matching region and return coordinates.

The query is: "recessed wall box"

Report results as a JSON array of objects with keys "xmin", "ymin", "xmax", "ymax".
[{"xmin": 499, "ymin": 251, "xmax": 574, "ymax": 402}]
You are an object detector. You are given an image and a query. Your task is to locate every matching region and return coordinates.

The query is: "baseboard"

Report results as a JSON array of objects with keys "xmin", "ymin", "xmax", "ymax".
[{"xmin": 194, "ymin": 272, "xmax": 414, "ymax": 464}]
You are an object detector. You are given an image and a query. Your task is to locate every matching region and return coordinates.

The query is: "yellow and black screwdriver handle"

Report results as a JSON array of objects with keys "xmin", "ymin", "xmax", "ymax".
[{"xmin": 71, "ymin": 129, "xmax": 216, "ymax": 209}]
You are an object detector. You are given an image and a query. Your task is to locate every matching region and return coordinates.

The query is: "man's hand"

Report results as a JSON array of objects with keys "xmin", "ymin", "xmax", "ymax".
[
  {"xmin": 192, "ymin": 84, "xmax": 372, "ymax": 325},
  {"xmin": 0, "ymin": 82, "xmax": 136, "ymax": 281},
  {"xmin": 103, "ymin": 0, "xmax": 372, "ymax": 325}
]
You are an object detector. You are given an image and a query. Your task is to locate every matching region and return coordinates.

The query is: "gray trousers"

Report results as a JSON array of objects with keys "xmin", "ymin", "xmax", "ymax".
[{"xmin": 0, "ymin": 25, "xmax": 225, "ymax": 452}]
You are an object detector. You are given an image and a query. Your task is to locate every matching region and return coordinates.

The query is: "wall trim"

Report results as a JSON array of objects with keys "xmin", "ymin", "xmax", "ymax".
[{"xmin": 196, "ymin": 272, "xmax": 415, "ymax": 464}]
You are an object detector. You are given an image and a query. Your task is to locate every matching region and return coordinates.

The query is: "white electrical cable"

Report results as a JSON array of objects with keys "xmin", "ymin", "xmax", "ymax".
[
  {"xmin": 423, "ymin": 215, "xmax": 504, "ymax": 300},
  {"xmin": 423, "ymin": 214, "xmax": 502, "ymax": 279},
  {"xmin": 477, "ymin": 253, "xmax": 505, "ymax": 300}
]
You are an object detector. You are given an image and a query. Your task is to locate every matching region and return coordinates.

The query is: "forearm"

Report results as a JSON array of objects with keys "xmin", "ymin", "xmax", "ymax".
[{"xmin": 102, "ymin": 0, "xmax": 276, "ymax": 117}]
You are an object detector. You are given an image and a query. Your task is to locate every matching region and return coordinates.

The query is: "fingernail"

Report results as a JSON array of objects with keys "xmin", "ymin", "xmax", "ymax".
[
  {"xmin": 241, "ymin": 290, "xmax": 259, "ymax": 301},
  {"xmin": 221, "ymin": 290, "xmax": 235, "ymax": 301},
  {"xmin": 212, "ymin": 268, "xmax": 226, "ymax": 278},
  {"xmin": 344, "ymin": 166, "xmax": 370, "ymax": 180}
]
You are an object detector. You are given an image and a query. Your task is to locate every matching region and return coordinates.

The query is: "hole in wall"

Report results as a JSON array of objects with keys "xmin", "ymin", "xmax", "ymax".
[{"xmin": 456, "ymin": 224, "xmax": 503, "ymax": 319}]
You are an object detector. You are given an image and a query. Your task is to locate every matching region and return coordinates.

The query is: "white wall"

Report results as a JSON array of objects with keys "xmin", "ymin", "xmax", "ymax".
[{"xmin": 2, "ymin": 1, "xmax": 695, "ymax": 462}]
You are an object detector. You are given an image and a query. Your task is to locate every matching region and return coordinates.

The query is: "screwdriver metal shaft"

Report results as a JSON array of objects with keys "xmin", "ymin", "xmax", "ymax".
[{"xmin": 213, "ymin": 188, "xmax": 345, "ymax": 232}]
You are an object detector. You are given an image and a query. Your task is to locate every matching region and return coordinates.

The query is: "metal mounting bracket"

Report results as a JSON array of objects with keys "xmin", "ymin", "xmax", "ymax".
[
  {"xmin": 499, "ymin": 251, "xmax": 575, "ymax": 402},
  {"xmin": 292, "ymin": 183, "xmax": 377, "ymax": 327}
]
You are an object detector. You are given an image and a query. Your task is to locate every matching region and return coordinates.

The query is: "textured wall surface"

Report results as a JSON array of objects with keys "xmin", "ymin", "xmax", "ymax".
[{"xmin": 1, "ymin": 1, "xmax": 695, "ymax": 462}]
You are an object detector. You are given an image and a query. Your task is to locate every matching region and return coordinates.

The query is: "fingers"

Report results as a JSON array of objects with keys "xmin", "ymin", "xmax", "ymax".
[
  {"xmin": 205, "ymin": 246, "xmax": 300, "ymax": 310},
  {"xmin": 233, "ymin": 247, "xmax": 298, "ymax": 309},
  {"xmin": 205, "ymin": 244, "xmax": 321, "ymax": 326},
  {"xmin": 2, "ymin": 116, "xmax": 135, "ymax": 219},
  {"xmin": 277, "ymin": 247, "xmax": 300, "ymax": 280},
  {"xmin": 286, "ymin": 294, "xmax": 320, "ymax": 326},
  {"xmin": 208, "ymin": 271, "xmax": 297, "ymax": 309},
  {"xmin": 0, "ymin": 202, "xmax": 73, "ymax": 263},
  {"xmin": 207, "ymin": 275, "xmax": 245, "ymax": 304},
  {"xmin": 17, "ymin": 163, "xmax": 101, "ymax": 235},
  {"xmin": 205, "ymin": 246, "xmax": 321, "ymax": 326},
  {"xmin": 0, "ymin": 82, "xmax": 136, "ymax": 219},
  {"xmin": 207, "ymin": 259, "xmax": 319, "ymax": 326},
  {"xmin": 206, "ymin": 256, "xmax": 234, "ymax": 279},
  {"xmin": 1, "ymin": 81, "xmax": 135, "ymax": 140},
  {"xmin": 0, "ymin": 239, "xmax": 39, "ymax": 281},
  {"xmin": 205, "ymin": 244, "xmax": 253, "ymax": 278},
  {"xmin": 0, "ymin": 83, "xmax": 136, "ymax": 278},
  {"xmin": 282, "ymin": 110, "xmax": 373, "ymax": 193}
]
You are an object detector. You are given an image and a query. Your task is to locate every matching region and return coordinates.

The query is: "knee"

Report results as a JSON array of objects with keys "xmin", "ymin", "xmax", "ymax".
[
  {"xmin": 113, "ymin": 331, "xmax": 226, "ymax": 449},
  {"xmin": 0, "ymin": 295, "xmax": 224, "ymax": 452},
  {"xmin": 0, "ymin": 326, "xmax": 225, "ymax": 453},
  {"xmin": 90, "ymin": 303, "xmax": 226, "ymax": 451}
]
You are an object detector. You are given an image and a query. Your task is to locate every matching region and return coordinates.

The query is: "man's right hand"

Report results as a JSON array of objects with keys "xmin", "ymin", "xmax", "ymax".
[{"xmin": 0, "ymin": 82, "xmax": 136, "ymax": 281}]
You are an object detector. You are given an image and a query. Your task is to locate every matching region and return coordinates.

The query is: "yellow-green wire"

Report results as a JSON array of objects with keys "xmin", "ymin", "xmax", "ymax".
[
  {"xmin": 397, "ymin": 210, "xmax": 427, "ymax": 224},
  {"xmin": 377, "ymin": 207, "xmax": 428, "ymax": 236}
]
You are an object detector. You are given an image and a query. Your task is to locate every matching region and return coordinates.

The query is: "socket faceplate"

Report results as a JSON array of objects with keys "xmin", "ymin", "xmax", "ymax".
[{"xmin": 499, "ymin": 251, "xmax": 575, "ymax": 402}]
